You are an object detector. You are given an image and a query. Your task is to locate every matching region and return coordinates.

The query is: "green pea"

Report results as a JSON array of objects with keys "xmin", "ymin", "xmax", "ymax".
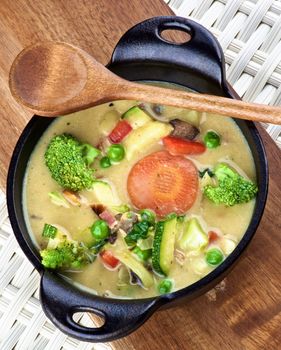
[
  {"xmin": 158, "ymin": 279, "xmax": 173, "ymax": 294},
  {"xmin": 132, "ymin": 246, "xmax": 152, "ymax": 261},
  {"xmin": 90, "ymin": 220, "xmax": 110, "ymax": 241},
  {"xmin": 107, "ymin": 144, "xmax": 125, "ymax": 162},
  {"xmin": 205, "ymin": 248, "xmax": 224, "ymax": 266},
  {"xmin": 100, "ymin": 156, "xmax": 111, "ymax": 168},
  {"xmin": 140, "ymin": 209, "xmax": 156, "ymax": 224},
  {"xmin": 204, "ymin": 131, "xmax": 221, "ymax": 149}
]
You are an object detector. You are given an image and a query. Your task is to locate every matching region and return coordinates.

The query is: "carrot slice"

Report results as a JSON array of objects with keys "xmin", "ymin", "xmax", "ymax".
[
  {"xmin": 163, "ymin": 136, "xmax": 206, "ymax": 155},
  {"xmin": 127, "ymin": 151, "xmax": 198, "ymax": 217}
]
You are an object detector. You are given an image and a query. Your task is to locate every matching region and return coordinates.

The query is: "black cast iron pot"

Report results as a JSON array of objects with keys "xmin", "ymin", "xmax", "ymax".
[{"xmin": 7, "ymin": 17, "xmax": 268, "ymax": 342}]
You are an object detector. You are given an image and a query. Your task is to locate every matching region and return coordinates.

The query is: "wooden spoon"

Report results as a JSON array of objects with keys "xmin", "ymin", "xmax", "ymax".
[{"xmin": 9, "ymin": 42, "xmax": 281, "ymax": 124}]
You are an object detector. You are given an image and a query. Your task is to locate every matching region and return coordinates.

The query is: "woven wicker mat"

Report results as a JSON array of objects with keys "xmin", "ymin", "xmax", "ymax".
[
  {"xmin": 167, "ymin": 0, "xmax": 281, "ymax": 146},
  {"xmin": 1, "ymin": 1, "xmax": 281, "ymax": 349}
]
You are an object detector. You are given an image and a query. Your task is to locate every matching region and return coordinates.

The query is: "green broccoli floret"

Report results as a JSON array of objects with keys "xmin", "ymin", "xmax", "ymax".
[
  {"xmin": 40, "ymin": 239, "xmax": 94, "ymax": 269},
  {"xmin": 203, "ymin": 163, "xmax": 258, "ymax": 206},
  {"xmin": 45, "ymin": 134, "xmax": 100, "ymax": 191}
]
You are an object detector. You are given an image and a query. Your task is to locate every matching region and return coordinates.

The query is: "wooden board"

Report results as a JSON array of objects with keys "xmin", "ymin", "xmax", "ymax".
[{"xmin": 0, "ymin": 1, "xmax": 280, "ymax": 349}]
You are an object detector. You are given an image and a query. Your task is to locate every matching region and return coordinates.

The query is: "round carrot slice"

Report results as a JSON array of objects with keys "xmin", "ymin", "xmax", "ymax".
[{"xmin": 127, "ymin": 151, "xmax": 198, "ymax": 217}]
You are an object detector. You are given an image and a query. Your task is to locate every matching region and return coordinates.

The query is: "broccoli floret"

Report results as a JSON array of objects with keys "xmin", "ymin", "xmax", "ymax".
[
  {"xmin": 45, "ymin": 134, "xmax": 100, "ymax": 191},
  {"xmin": 203, "ymin": 163, "xmax": 258, "ymax": 206},
  {"xmin": 40, "ymin": 239, "xmax": 94, "ymax": 269}
]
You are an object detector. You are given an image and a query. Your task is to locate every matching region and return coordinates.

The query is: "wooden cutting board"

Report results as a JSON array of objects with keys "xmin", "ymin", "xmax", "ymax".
[{"xmin": 0, "ymin": 1, "xmax": 280, "ymax": 349}]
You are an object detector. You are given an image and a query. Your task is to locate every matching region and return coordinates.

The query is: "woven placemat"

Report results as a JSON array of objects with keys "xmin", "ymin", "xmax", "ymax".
[
  {"xmin": 167, "ymin": 0, "xmax": 281, "ymax": 147},
  {"xmin": 1, "ymin": 1, "xmax": 281, "ymax": 349}
]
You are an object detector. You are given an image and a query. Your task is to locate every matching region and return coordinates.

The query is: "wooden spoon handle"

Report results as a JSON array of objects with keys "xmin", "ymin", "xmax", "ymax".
[{"xmin": 114, "ymin": 81, "xmax": 281, "ymax": 124}]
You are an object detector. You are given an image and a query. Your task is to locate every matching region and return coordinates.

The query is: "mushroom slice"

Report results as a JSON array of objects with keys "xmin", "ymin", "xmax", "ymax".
[
  {"xmin": 118, "ymin": 212, "xmax": 139, "ymax": 233},
  {"xmin": 91, "ymin": 203, "xmax": 106, "ymax": 215},
  {"xmin": 170, "ymin": 119, "xmax": 199, "ymax": 140}
]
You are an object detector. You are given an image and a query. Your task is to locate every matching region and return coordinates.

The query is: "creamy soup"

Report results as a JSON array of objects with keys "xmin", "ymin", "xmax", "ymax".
[{"xmin": 23, "ymin": 99, "xmax": 257, "ymax": 299}]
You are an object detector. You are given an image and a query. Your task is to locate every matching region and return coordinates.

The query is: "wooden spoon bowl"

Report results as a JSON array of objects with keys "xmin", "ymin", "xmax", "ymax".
[
  {"xmin": 11, "ymin": 43, "xmax": 88, "ymax": 107},
  {"xmin": 10, "ymin": 42, "xmax": 116, "ymax": 114}
]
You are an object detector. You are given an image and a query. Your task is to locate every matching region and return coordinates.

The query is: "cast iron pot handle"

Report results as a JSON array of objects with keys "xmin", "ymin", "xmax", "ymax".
[
  {"xmin": 111, "ymin": 16, "xmax": 226, "ymax": 89},
  {"xmin": 40, "ymin": 271, "xmax": 164, "ymax": 342}
]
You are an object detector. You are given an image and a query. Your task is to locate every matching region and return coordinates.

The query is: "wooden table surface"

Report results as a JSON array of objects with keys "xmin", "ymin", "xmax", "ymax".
[{"xmin": 0, "ymin": 1, "xmax": 280, "ymax": 349}]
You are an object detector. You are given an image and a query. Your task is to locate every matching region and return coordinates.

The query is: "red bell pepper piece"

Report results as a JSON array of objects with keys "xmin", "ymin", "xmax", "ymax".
[
  {"xmin": 163, "ymin": 136, "xmax": 206, "ymax": 155},
  {"xmin": 109, "ymin": 120, "xmax": 132, "ymax": 143},
  {"xmin": 208, "ymin": 231, "xmax": 219, "ymax": 244},
  {"xmin": 100, "ymin": 250, "xmax": 120, "ymax": 268}
]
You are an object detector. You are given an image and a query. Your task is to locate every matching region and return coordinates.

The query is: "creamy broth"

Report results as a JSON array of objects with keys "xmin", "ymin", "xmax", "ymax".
[{"xmin": 24, "ymin": 100, "xmax": 256, "ymax": 299}]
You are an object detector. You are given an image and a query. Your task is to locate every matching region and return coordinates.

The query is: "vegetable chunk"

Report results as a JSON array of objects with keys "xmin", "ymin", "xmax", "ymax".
[
  {"xmin": 123, "ymin": 121, "xmax": 172, "ymax": 160},
  {"xmin": 170, "ymin": 119, "xmax": 199, "ymax": 140},
  {"xmin": 163, "ymin": 136, "xmax": 206, "ymax": 155},
  {"xmin": 90, "ymin": 181, "xmax": 121, "ymax": 206},
  {"xmin": 42, "ymin": 223, "xmax": 58, "ymax": 239},
  {"xmin": 204, "ymin": 131, "xmax": 221, "ymax": 149},
  {"xmin": 40, "ymin": 240, "xmax": 93, "ymax": 269},
  {"xmin": 178, "ymin": 217, "xmax": 208, "ymax": 252},
  {"xmin": 204, "ymin": 163, "xmax": 258, "ymax": 206},
  {"xmin": 125, "ymin": 221, "xmax": 150, "ymax": 246},
  {"xmin": 122, "ymin": 106, "xmax": 152, "ymax": 129},
  {"xmin": 100, "ymin": 250, "xmax": 120, "ymax": 268},
  {"xmin": 127, "ymin": 151, "xmax": 198, "ymax": 217},
  {"xmin": 152, "ymin": 216, "xmax": 177, "ymax": 276},
  {"xmin": 108, "ymin": 120, "xmax": 132, "ymax": 143},
  {"xmin": 114, "ymin": 250, "xmax": 154, "ymax": 288},
  {"xmin": 45, "ymin": 134, "xmax": 98, "ymax": 191}
]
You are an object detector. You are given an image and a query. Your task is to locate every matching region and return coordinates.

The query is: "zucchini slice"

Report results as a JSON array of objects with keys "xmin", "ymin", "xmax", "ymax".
[
  {"xmin": 152, "ymin": 217, "xmax": 177, "ymax": 276},
  {"xmin": 122, "ymin": 106, "xmax": 152, "ymax": 129}
]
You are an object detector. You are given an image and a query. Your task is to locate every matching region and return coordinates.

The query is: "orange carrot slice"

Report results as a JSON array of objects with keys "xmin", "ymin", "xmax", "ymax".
[{"xmin": 127, "ymin": 151, "xmax": 198, "ymax": 217}]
